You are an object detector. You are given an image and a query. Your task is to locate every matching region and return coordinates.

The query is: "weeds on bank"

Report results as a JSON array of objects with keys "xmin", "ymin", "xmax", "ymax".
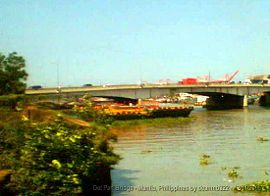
[
  {"xmin": 0, "ymin": 94, "xmax": 121, "ymax": 195},
  {"xmin": 0, "ymin": 113, "xmax": 120, "ymax": 195}
]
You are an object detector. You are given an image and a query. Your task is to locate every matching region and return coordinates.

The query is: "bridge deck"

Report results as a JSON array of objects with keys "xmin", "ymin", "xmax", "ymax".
[{"xmin": 25, "ymin": 84, "xmax": 270, "ymax": 95}]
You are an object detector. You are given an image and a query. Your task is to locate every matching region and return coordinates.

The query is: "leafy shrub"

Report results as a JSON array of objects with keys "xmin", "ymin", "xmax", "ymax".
[{"xmin": 0, "ymin": 114, "xmax": 119, "ymax": 195}]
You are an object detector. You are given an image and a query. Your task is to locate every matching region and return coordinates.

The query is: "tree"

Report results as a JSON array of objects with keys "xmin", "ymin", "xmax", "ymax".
[{"xmin": 0, "ymin": 52, "xmax": 28, "ymax": 95}]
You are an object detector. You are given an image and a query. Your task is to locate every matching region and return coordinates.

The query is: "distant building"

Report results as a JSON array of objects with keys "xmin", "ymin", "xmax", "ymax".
[{"xmin": 247, "ymin": 75, "xmax": 270, "ymax": 84}]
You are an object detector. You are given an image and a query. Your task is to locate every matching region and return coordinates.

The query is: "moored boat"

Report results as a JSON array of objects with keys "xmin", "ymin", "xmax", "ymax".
[{"xmin": 103, "ymin": 105, "xmax": 193, "ymax": 120}]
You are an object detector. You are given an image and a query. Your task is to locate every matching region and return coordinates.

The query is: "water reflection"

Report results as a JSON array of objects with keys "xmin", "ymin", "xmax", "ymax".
[
  {"xmin": 111, "ymin": 106, "xmax": 270, "ymax": 196},
  {"xmin": 111, "ymin": 169, "xmax": 140, "ymax": 196}
]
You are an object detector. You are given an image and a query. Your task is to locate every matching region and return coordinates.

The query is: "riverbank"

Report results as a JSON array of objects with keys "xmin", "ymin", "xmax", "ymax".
[{"xmin": 0, "ymin": 101, "xmax": 119, "ymax": 195}]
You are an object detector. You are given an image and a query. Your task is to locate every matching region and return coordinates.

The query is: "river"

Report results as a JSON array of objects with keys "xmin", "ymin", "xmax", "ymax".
[{"xmin": 110, "ymin": 105, "xmax": 270, "ymax": 195}]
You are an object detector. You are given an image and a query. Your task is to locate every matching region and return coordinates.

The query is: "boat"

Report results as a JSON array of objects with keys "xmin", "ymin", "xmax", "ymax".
[{"xmin": 103, "ymin": 105, "xmax": 193, "ymax": 120}]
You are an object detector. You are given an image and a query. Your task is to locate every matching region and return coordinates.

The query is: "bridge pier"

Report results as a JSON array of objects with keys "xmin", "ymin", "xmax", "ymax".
[
  {"xmin": 243, "ymin": 95, "xmax": 248, "ymax": 107},
  {"xmin": 206, "ymin": 94, "xmax": 245, "ymax": 110}
]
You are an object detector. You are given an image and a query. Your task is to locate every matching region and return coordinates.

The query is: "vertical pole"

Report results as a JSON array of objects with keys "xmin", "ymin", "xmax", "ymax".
[
  {"xmin": 57, "ymin": 63, "xmax": 59, "ymax": 89},
  {"xmin": 57, "ymin": 63, "xmax": 61, "ymax": 104}
]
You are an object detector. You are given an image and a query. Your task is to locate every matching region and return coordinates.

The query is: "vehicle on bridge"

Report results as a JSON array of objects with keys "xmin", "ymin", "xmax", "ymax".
[
  {"xmin": 28, "ymin": 85, "xmax": 42, "ymax": 90},
  {"xmin": 182, "ymin": 78, "xmax": 197, "ymax": 85},
  {"xmin": 157, "ymin": 79, "xmax": 170, "ymax": 85},
  {"xmin": 83, "ymin": 84, "xmax": 93, "ymax": 87}
]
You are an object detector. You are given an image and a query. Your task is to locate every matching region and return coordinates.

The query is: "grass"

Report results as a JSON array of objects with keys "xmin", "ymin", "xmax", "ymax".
[
  {"xmin": 0, "ymin": 107, "xmax": 20, "ymax": 122},
  {"xmin": 111, "ymin": 116, "xmax": 196, "ymax": 129}
]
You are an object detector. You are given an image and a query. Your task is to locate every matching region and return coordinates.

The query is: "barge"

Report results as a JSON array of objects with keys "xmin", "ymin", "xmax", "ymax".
[{"xmin": 103, "ymin": 105, "xmax": 193, "ymax": 120}]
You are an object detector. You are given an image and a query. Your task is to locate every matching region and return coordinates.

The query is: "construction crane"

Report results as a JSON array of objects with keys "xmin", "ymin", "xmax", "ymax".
[{"xmin": 181, "ymin": 70, "xmax": 239, "ymax": 85}]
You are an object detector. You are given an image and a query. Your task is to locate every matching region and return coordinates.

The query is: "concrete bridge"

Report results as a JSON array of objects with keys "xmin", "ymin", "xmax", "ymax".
[{"xmin": 25, "ymin": 84, "xmax": 270, "ymax": 109}]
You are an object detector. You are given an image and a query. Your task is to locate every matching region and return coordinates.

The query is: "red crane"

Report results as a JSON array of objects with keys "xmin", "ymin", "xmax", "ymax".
[
  {"xmin": 181, "ymin": 70, "xmax": 239, "ymax": 85},
  {"xmin": 210, "ymin": 70, "xmax": 239, "ymax": 84}
]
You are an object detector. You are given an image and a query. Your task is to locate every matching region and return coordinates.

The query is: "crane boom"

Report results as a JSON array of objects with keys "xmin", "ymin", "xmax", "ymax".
[{"xmin": 227, "ymin": 70, "xmax": 239, "ymax": 82}]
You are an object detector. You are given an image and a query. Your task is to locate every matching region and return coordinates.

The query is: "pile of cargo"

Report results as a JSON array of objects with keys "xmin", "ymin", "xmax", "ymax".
[{"xmin": 103, "ymin": 105, "xmax": 193, "ymax": 120}]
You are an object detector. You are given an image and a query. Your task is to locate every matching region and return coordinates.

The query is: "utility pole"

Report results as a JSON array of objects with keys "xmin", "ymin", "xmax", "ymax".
[
  {"xmin": 57, "ymin": 63, "xmax": 61, "ymax": 103},
  {"xmin": 57, "ymin": 63, "xmax": 59, "ymax": 88}
]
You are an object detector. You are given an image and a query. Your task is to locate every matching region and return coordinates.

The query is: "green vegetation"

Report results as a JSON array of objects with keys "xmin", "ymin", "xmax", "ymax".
[
  {"xmin": 0, "ymin": 94, "xmax": 29, "ymax": 110},
  {"xmin": 201, "ymin": 153, "xmax": 210, "ymax": 159},
  {"xmin": 111, "ymin": 116, "xmax": 195, "ymax": 129},
  {"xmin": 221, "ymin": 166, "xmax": 240, "ymax": 171},
  {"xmin": 0, "ymin": 52, "xmax": 29, "ymax": 110},
  {"xmin": 200, "ymin": 154, "xmax": 211, "ymax": 165},
  {"xmin": 0, "ymin": 64, "xmax": 120, "ymax": 195},
  {"xmin": 37, "ymin": 101, "xmax": 73, "ymax": 110},
  {"xmin": 227, "ymin": 169, "xmax": 241, "ymax": 179},
  {"xmin": 219, "ymin": 166, "xmax": 242, "ymax": 181},
  {"xmin": 73, "ymin": 95, "xmax": 113, "ymax": 125},
  {"xmin": 200, "ymin": 158, "xmax": 210, "ymax": 165},
  {"xmin": 257, "ymin": 137, "xmax": 269, "ymax": 142},
  {"xmin": 233, "ymin": 180, "xmax": 270, "ymax": 193},
  {"xmin": 0, "ymin": 112, "xmax": 120, "ymax": 195},
  {"xmin": 0, "ymin": 52, "xmax": 28, "ymax": 95}
]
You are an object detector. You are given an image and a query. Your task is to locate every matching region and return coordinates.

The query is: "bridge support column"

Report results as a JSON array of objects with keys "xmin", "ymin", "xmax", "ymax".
[
  {"xmin": 243, "ymin": 95, "xmax": 248, "ymax": 107},
  {"xmin": 206, "ymin": 94, "xmax": 245, "ymax": 110}
]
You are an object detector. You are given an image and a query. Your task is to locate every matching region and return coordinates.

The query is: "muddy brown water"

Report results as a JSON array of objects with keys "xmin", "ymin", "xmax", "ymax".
[{"xmin": 111, "ymin": 106, "xmax": 270, "ymax": 195}]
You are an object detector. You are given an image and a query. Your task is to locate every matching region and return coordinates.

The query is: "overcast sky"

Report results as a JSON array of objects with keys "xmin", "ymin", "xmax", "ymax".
[{"xmin": 1, "ymin": 0, "xmax": 270, "ymax": 87}]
